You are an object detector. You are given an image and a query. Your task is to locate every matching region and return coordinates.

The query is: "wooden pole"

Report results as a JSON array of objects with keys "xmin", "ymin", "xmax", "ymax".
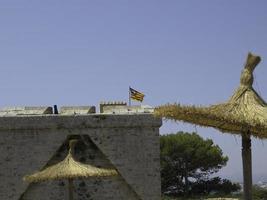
[
  {"xmin": 68, "ymin": 178, "xmax": 74, "ymax": 200},
  {"xmin": 242, "ymin": 133, "xmax": 252, "ymax": 200}
]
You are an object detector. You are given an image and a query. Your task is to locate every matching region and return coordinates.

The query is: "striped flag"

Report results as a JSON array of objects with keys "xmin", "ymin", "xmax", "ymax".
[{"xmin": 129, "ymin": 87, "xmax": 145, "ymax": 102}]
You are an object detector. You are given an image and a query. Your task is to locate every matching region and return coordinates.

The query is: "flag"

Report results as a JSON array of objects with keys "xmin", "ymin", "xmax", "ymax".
[{"xmin": 129, "ymin": 87, "xmax": 145, "ymax": 102}]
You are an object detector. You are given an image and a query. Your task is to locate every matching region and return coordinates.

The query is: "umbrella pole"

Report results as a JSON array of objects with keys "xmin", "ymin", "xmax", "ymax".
[
  {"xmin": 68, "ymin": 178, "xmax": 74, "ymax": 200},
  {"xmin": 242, "ymin": 133, "xmax": 252, "ymax": 200}
]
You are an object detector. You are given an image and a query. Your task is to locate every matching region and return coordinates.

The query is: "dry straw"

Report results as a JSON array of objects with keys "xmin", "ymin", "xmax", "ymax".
[
  {"xmin": 155, "ymin": 53, "xmax": 267, "ymax": 138},
  {"xmin": 24, "ymin": 139, "xmax": 118, "ymax": 200},
  {"xmin": 154, "ymin": 53, "xmax": 265, "ymax": 200}
]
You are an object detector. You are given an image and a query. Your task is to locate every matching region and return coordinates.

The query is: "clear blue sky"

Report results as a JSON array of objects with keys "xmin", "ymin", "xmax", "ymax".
[{"xmin": 1, "ymin": 0, "xmax": 267, "ymax": 182}]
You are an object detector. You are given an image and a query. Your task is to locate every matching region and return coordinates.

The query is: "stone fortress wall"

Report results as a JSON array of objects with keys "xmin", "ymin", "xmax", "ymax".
[{"xmin": 0, "ymin": 102, "xmax": 162, "ymax": 200}]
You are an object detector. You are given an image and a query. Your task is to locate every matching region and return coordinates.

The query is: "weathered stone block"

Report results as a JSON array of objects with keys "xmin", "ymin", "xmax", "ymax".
[
  {"xmin": 0, "ymin": 106, "xmax": 53, "ymax": 116},
  {"xmin": 0, "ymin": 113, "xmax": 162, "ymax": 200},
  {"xmin": 60, "ymin": 106, "xmax": 96, "ymax": 115}
]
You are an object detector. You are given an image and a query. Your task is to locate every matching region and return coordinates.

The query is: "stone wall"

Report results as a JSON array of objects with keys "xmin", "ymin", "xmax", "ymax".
[{"xmin": 0, "ymin": 109, "xmax": 162, "ymax": 200}]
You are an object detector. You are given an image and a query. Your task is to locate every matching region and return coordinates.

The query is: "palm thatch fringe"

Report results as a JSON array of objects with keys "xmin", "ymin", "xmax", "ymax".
[
  {"xmin": 23, "ymin": 139, "xmax": 118, "ymax": 183},
  {"xmin": 154, "ymin": 52, "xmax": 264, "ymax": 200}
]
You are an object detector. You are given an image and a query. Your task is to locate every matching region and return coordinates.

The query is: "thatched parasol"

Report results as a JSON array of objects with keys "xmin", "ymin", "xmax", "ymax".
[
  {"xmin": 23, "ymin": 139, "xmax": 118, "ymax": 200},
  {"xmin": 155, "ymin": 53, "xmax": 266, "ymax": 200}
]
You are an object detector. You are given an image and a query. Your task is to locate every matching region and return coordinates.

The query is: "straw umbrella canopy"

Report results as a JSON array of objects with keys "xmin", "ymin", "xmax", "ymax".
[
  {"xmin": 155, "ymin": 53, "xmax": 266, "ymax": 200},
  {"xmin": 24, "ymin": 139, "xmax": 118, "ymax": 200}
]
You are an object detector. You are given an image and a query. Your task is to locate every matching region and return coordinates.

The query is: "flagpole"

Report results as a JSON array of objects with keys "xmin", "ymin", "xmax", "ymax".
[{"xmin": 129, "ymin": 86, "xmax": 131, "ymax": 106}]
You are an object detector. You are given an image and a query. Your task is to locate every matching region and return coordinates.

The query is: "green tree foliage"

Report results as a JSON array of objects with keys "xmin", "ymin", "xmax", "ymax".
[
  {"xmin": 252, "ymin": 185, "xmax": 267, "ymax": 199},
  {"xmin": 191, "ymin": 176, "xmax": 241, "ymax": 195},
  {"xmin": 160, "ymin": 132, "xmax": 229, "ymax": 195}
]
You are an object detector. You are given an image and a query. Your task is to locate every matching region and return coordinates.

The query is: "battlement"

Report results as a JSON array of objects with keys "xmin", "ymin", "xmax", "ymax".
[
  {"xmin": 0, "ymin": 106, "xmax": 53, "ymax": 115},
  {"xmin": 0, "ymin": 103, "xmax": 154, "ymax": 116}
]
